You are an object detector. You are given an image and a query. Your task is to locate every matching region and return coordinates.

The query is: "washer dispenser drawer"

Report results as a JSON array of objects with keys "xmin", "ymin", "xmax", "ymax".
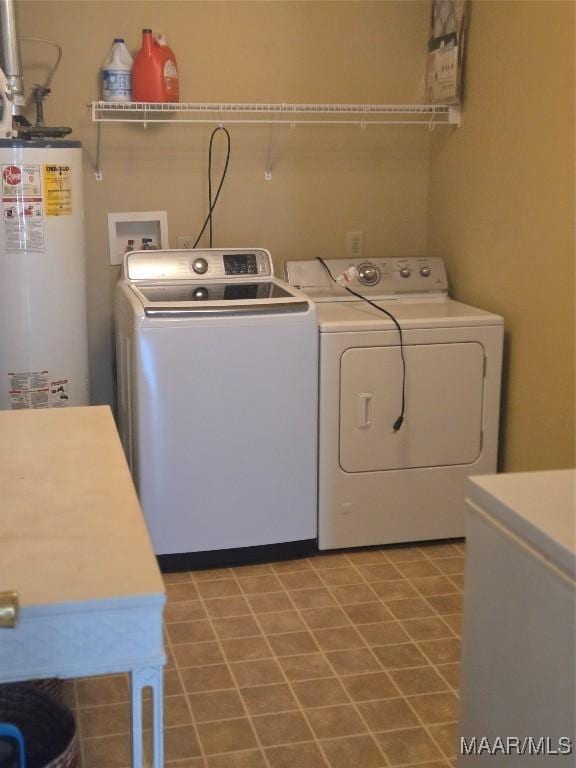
[{"xmin": 339, "ymin": 342, "xmax": 484, "ymax": 472}]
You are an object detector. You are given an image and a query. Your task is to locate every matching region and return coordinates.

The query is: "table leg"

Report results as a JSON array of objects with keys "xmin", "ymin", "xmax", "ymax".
[{"xmin": 131, "ymin": 666, "xmax": 164, "ymax": 768}]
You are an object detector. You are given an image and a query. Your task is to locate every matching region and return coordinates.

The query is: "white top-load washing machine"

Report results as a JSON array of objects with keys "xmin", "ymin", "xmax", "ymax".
[
  {"xmin": 286, "ymin": 256, "xmax": 504, "ymax": 550},
  {"xmin": 115, "ymin": 248, "xmax": 318, "ymax": 569}
]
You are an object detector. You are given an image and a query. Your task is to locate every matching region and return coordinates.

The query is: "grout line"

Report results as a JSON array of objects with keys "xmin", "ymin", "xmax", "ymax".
[
  {"xmin": 227, "ymin": 565, "xmax": 333, "ymax": 766},
  {"xmin": 72, "ymin": 680, "xmax": 89, "ymax": 768},
  {"xmin": 76, "ymin": 691, "xmax": 186, "ymax": 712},
  {"xmin": 280, "ymin": 555, "xmax": 397, "ymax": 767},
  {"xmin": 122, "ymin": 684, "xmax": 462, "ymax": 727},
  {"xmin": 162, "ymin": 606, "xmax": 207, "ymax": 768},
  {"xmin": 229, "ymin": 563, "xmax": 365, "ymax": 767},
  {"xmin": 191, "ymin": 572, "xmax": 271, "ymax": 768},
  {"xmin": 407, "ymin": 582, "xmax": 465, "ymax": 654},
  {"xmin": 342, "ymin": 549, "xmax": 460, "ymax": 764},
  {"xmin": 77, "ymin": 694, "xmax": 459, "ymax": 734},
  {"xmin": 169, "ymin": 578, "xmax": 462, "ymax": 606},
  {"xmin": 201, "ymin": 737, "xmax": 318, "ymax": 757},
  {"xmin": 128, "ymin": 657, "xmax": 457, "ymax": 695},
  {"xmin": 446, "ymin": 575, "xmax": 465, "ymax": 592}
]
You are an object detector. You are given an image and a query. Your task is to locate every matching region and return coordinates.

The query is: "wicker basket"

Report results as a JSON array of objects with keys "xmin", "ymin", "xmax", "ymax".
[
  {"xmin": 0, "ymin": 684, "xmax": 78, "ymax": 768},
  {"xmin": 29, "ymin": 680, "xmax": 64, "ymax": 705}
]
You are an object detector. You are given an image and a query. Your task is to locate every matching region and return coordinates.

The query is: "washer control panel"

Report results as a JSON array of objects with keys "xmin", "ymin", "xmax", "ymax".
[
  {"xmin": 192, "ymin": 257, "xmax": 209, "ymax": 274},
  {"xmin": 125, "ymin": 248, "xmax": 272, "ymax": 281},
  {"xmin": 223, "ymin": 253, "xmax": 259, "ymax": 275},
  {"xmin": 286, "ymin": 256, "xmax": 448, "ymax": 297},
  {"xmin": 358, "ymin": 263, "xmax": 381, "ymax": 286}
]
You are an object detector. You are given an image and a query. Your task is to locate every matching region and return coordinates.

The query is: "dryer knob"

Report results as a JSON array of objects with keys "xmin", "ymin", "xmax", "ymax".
[
  {"xmin": 192, "ymin": 287, "xmax": 209, "ymax": 300},
  {"xmin": 192, "ymin": 257, "xmax": 209, "ymax": 274},
  {"xmin": 420, "ymin": 266, "xmax": 432, "ymax": 277},
  {"xmin": 399, "ymin": 266, "xmax": 412, "ymax": 278},
  {"xmin": 358, "ymin": 263, "xmax": 380, "ymax": 286}
]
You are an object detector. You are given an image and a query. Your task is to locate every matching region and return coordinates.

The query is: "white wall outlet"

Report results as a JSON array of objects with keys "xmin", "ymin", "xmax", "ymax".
[
  {"xmin": 177, "ymin": 235, "xmax": 196, "ymax": 249},
  {"xmin": 347, "ymin": 231, "xmax": 364, "ymax": 260}
]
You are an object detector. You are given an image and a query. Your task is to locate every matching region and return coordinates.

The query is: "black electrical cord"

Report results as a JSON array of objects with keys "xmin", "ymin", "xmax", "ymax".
[
  {"xmin": 193, "ymin": 126, "xmax": 231, "ymax": 249},
  {"xmin": 316, "ymin": 256, "xmax": 406, "ymax": 432}
]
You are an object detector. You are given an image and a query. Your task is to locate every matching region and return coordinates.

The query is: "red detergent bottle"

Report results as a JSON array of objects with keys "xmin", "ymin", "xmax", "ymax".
[
  {"xmin": 132, "ymin": 28, "xmax": 179, "ymax": 102},
  {"xmin": 156, "ymin": 33, "xmax": 179, "ymax": 102}
]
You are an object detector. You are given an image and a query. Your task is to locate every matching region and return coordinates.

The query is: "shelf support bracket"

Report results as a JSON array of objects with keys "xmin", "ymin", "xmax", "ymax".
[
  {"xmin": 264, "ymin": 123, "xmax": 276, "ymax": 181},
  {"xmin": 449, "ymin": 106, "xmax": 462, "ymax": 127},
  {"xmin": 94, "ymin": 121, "xmax": 103, "ymax": 181}
]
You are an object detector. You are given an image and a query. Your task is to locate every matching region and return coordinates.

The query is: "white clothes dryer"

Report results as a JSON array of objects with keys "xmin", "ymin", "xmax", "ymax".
[{"xmin": 286, "ymin": 256, "xmax": 504, "ymax": 550}]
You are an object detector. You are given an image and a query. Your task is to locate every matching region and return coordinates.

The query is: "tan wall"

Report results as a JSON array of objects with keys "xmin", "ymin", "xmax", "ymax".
[
  {"xmin": 18, "ymin": 1, "xmax": 431, "ymax": 404},
  {"xmin": 17, "ymin": 1, "xmax": 573, "ymax": 472},
  {"xmin": 428, "ymin": 0, "xmax": 575, "ymax": 471}
]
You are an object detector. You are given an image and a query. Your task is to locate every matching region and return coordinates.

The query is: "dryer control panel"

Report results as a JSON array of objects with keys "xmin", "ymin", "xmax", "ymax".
[
  {"xmin": 125, "ymin": 248, "xmax": 272, "ymax": 282},
  {"xmin": 285, "ymin": 257, "xmax": 448, "ymax": 298}
]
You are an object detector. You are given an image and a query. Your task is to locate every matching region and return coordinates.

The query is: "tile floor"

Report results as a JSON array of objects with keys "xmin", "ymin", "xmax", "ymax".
[{"xmin": 67, "ymin": 540, "xmax": 465, "ymax": 768}]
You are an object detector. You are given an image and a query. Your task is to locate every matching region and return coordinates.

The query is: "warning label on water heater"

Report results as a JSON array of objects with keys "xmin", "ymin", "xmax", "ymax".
[
  {"xmin": 7, "ymin": 371, "xmax": 70, "ymax": 409},
  {"xmin": 2, "ymin": 164, "xmax": 45, "ymax": 252},
  {"xmin": 43, "ymin": 165, "xmax": 72, "ymax": 216},
  {"xmin": 49, "ymin": 379, "xmax": 70, "ymax": 407},
  {"xmin": 2, "ymin": 199, "xmax": 44, "ymax": 252},
  {"xmin": 8, "ymin": 370, "xmax": 50, "ymax": 409}
]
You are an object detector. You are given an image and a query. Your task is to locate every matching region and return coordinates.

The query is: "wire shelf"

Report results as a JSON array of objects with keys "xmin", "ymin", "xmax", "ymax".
[
  {"xmin": 91, "ymin": 101, "xmax": 461, "ymax": 127},
  {"xmin": 89, "ymin": 101, "xmax": 461, "ymax": 179}
]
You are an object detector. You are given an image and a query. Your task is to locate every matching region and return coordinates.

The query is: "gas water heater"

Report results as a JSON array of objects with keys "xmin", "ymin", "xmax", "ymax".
[{"xmin": 0, "ymin": 0, "xmax": 89, "ymax": 410}]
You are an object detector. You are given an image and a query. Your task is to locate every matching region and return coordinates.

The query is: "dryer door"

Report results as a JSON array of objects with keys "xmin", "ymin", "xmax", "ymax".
[{"xmin": 340, "ymin": 342, "xmax": 484, "ymax": 472}]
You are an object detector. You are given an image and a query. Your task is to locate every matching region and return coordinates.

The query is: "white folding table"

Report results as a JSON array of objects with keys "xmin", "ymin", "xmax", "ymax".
[{"xmin": 0, "ymin": 406, "xmax": 166, "ymax": 767}]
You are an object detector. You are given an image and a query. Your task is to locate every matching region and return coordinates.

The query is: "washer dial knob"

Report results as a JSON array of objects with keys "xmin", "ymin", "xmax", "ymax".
[
  {"xmin": 192, "ymin": 257, "xmax": 208, "ymax": 275},
  {"xmin": 192, "ymin": 287, "xmax": 209, "ymax": 300},
  {"xmin": 420, "ymin": 266, "xmax": 431, "ymax": 277},
  {"xmin": 399, "ymin": 266, "xmax": 412, "ymax": 279},
  {"xmin": 358, "ymin": 263, "xmax": 380, "ymax": 286}
]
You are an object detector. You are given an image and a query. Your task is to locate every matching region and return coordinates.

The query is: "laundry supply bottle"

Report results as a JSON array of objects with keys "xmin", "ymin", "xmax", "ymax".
[
  {"xmin": 132, "ymin": 29, "xmax": 179, "ymax": 103},
  {"xmin": 101, "ymin": 38, "xmax": 133, "ymax": 102},
  {"xmin": 156, "ymin": 33, "xmax": 179, "ymax": 102}
]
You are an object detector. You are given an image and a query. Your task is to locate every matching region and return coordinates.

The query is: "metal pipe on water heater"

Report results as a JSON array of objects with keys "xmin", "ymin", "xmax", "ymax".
[{"xmin": 0, "ymin": 0, "xmax": 25, "ymax": 117}]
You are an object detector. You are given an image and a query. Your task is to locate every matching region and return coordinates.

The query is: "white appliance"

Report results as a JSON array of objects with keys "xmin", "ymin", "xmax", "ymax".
[
  {"xmin": 115, "ymin": 248, "xmax": 318, "ymax": 568},
  {"xmin": 286, "ymin": 256, "xmax": 504, "ymax": 550},
  {"xmin": 460, "ymin": 471, "xmax": 575, "ymax": 766},
  {"xmin": 0, "ymin": 140, "xmax": 89, "ymax": 410}
]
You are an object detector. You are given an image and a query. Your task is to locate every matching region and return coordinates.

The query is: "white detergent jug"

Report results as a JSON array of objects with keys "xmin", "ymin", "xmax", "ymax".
[{"xmin": 102, "ymin": 38, "xmax": 133, "ymax": 102}]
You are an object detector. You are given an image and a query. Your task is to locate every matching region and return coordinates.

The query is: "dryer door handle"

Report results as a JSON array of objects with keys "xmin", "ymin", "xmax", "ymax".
[{"xmin": 357, "ymin": 393, "xmax": 373, "ymax": 429}]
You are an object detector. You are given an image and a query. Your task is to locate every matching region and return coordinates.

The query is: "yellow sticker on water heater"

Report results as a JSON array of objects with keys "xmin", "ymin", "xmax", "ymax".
[{"xmin": 43, "ymin": 164, "xmax": 72, "ymax": 216}]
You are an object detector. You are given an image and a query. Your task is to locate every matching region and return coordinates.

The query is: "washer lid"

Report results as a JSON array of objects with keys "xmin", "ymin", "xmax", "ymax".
[
  {"xmin": 129, "ymin": 277, "xmax": 311, "ymax": 317},
  {"xmin": 122, "ymin": 248, "xmax": 312, "ymax": 316},
  {"xmin": 137, "ymin": 281, "xmax": 294, "ymax": 303},
  {"xmin": 316, "ymin": 298, "xmax": 503, "ymax": 332}
]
